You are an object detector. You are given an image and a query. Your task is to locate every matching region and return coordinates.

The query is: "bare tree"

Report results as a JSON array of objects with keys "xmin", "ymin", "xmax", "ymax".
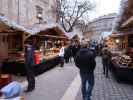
[{"xmin": 57, "ymin": 0, "xmax": 95, "ymax": 32}]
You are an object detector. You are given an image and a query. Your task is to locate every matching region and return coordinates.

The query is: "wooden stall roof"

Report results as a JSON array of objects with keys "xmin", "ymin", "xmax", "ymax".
[
  {"xmin": 0, "ymin": 15, "xmax": 31, "ymax": 34},
  {"xmin": 28, "ymin": 23, "xmax": 68, "ymax": 39},
  {"xmin": 119, "ymin": 0, "xmax": 133, "ymax": 30},
  {"xmin": 39, "ymin": 27, "xmax": 67, "ymax": 38},
  {"xmin": 122, "ymin": 16, "xmax": 133, "ymax": 28}
]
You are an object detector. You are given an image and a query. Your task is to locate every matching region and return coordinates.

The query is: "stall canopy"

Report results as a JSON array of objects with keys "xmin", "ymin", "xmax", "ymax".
[
  {"xmin": 27, "ymin": 23, "xmax": 68, "ymax": 39},
  {"xmin": 0, "ymin": 15, "xmax": 68, "ymax": 40},
  {"xmin": 0, "ymin": 15, "xmax": 31, "ymax": 34},
  {"xmin": 102, "ymin": 31, "xmax": 112, "ymax": 38}
]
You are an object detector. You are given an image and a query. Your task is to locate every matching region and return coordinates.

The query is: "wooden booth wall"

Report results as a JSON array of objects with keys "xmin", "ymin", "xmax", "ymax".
[{"xmin": 0, "ymin": 32, "xmax": 23, "ymax": 52}]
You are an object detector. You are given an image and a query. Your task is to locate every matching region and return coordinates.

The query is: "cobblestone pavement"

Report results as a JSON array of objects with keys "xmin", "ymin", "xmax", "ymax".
[{"xmin": 76, "ymin": 57, "xmax": 133, "ymax": 100}]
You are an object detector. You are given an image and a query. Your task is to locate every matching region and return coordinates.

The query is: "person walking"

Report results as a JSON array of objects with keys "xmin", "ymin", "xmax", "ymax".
[
  {"xmin": 75, "ymin": 40, "xmax": 96, "ymax": 100},
  {"xmin": 64, "ymin": 44, "xmax": 73, "ymax": 63},
  {"xmin": 72, "ymin": 42, "xmax": 80, "ymax": 59},
  {"xmin": 101, "ymin": 45, "xmax": 111, "ymax": 78},
  {"xmin": 59, "ymin": 43, "xmax": 65, "ymax": 67},
  {"xmin": 24, "ymin": 42, "xmax": 35, "ymax": 92}
]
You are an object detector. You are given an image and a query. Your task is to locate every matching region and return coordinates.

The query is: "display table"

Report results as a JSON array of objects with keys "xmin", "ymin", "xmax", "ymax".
[
  {"xmin": 111, "ymin": 60, "xmax": 133, "ymax": 83},
  {"xmin": 1, "ymin": 56, "xmax": 60, "ymax": 76}
]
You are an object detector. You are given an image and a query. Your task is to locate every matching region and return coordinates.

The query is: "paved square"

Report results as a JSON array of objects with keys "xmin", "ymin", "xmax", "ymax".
[{"xmin": 76, "ymin": 57, "xmax": 133, "ymax": 100}]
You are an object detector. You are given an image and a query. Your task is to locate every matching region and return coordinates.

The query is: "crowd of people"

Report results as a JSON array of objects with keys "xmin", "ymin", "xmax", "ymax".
[
  {"xmin": 1, "ymin": 38, "xmax": 110, "ymax": 100},
  {"xmin": 58, "ymin": 40, "xmax": 112, "ymax": 100},
  {"xmin": 23, "ymin": 39, "xmax": 112, "ymax": 100}
]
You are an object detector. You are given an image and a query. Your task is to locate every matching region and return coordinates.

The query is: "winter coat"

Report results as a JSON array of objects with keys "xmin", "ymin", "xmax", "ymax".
[
  {"xmin": 72, "ymin": 45, "xmax": 80, "ymax": 57},
  {"xmin": 64, "ymin": 45, "xmax": 73, "ymax": 58},
  {"xmin": 101, "ymin": 47, "xmax": 111, "ymax": 61},
  {"xmin": 75, "ymin": 48, "xmax": 96, "ymax": 73},
  {"xmin": 25, "ymin": 44, "xmax": 35, "ymax": 66}
]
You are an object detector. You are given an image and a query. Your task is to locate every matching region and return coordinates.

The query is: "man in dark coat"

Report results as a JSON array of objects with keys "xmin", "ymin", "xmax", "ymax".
[
  {"xmin": 64, "ymin": 45, "xmax": 73, "ymax": 63},
  {"xmin": 75, "ymin": 41, "xmax": 96, "ymax": 100},
  {"xmin": 24, "ymin": 42, "xmax": 35, "ymax": 92},
  {"xmin": 72, "ymin": 42, "xmax": 80, "ymax": 58}
]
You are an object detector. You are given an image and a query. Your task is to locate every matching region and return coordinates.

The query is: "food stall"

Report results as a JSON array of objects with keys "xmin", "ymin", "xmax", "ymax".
[
  {"xmin": 0, "ymin": 16, "xmax": 32, "ymax": 87},
  {"xmin": 2, "ymin": 23, "xmax": 69, "ymax": 76},
  {"xmin": 0, "ymin": 16, "xmax": 31, "ymax": 59},
  {"xmin": 109, "ymin": 33, "xmax": 133, "ymax": 83},
  {"xmin": 24, "ymin": 26, "xmax": 69, "ymax": 75},
  {"xmin": 26, "ymin": 26, "xmax": 68, "ymax": 60}
]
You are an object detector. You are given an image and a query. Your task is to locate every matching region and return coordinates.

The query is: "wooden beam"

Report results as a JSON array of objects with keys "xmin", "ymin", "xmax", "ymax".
[
  {"xmin": 23, "ymin": 33, "xmax": 32, "ymax": 41},
  {"xmin": 39, "ymin": 34, "xmax": 67, "ymax": 39},
  {"xmin": 122, "ymin": 16, "xmax": 133, "ymax": 28}
]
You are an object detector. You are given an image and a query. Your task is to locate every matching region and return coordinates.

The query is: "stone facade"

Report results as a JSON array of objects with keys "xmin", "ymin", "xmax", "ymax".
[
  {"xmin": 83, "ymin": 13, "xmax": 117, "ymax": 41},
  {"xmin": 0, "ymin": 0, "xmax": 57, "ymax": 27}
]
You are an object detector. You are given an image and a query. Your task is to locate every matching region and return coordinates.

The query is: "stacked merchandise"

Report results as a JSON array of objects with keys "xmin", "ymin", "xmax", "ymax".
[{"xmin": 118, "ymin": 55, "xmax": 132, "ymax": 66}]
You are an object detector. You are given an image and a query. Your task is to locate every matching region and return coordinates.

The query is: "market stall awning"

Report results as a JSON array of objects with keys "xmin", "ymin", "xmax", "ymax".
[
  {"xmin": 28, "ymin": 23, "xmax": 68, "ymax": 39},
  {"xmin": 121, "ymin": 16, "xmax": 133, "ymax": 28},
  {"xmin": 0, "ymin": 15, "xmax": 32, "ymax": 34},
  {"xmin": 0, "ymin": 15, "xmax": 69, "ymax": 40}
]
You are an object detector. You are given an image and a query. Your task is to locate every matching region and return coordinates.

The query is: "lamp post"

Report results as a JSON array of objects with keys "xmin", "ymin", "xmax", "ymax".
[{"xmin": 17, "ymin": 0, "xmax": 20, "ymax": 24}]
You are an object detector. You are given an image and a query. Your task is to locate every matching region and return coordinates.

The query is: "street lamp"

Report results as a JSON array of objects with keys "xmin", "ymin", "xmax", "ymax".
[
  {"xmin": 115, "ymin": 39, "xmax": 120, "ymax": 43},
  {"xmin": 37, "ymin": 13, "xmax": 42, "ymax": 24}
]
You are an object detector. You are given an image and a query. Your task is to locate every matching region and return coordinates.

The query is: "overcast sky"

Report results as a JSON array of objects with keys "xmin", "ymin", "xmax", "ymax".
[{"xmin": 89, "ymin": 0, "xmax": 121, "ymax": 19}]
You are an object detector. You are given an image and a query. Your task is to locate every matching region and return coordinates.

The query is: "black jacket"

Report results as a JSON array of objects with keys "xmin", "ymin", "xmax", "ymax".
[
  {"xmin": 72, "ymin": 45, "xmax": 80, "ymax": 57},
  {"xmin": 75, "ymin": 48, "xmax": 96, "ymax": 73}
]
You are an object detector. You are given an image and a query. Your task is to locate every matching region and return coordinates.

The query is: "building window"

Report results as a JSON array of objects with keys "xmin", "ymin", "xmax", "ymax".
[{"xmin": 36, "ymin": 5, "xmax": 43, "ymax": 23}]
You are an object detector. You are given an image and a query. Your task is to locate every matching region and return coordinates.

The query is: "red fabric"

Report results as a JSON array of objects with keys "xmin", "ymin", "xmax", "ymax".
[
  {"xmin": 34, "ymin": 52, "xmax": 41, "ymax": 64},
  {"xmin": 0, "ymin": 75, "xmax": 12, "ymax": 88}
]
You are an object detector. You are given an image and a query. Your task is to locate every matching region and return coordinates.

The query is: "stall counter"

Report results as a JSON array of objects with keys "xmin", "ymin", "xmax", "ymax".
[
  {"xmin": 2, "ymin": 54, "xmax": 60, "ymax": 76},
  {"xmin": 111, "ymin": 60, "xmax": 133, "ymax": 83}
]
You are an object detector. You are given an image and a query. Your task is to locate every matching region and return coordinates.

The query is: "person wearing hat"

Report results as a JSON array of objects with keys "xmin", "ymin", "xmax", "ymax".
[{"xmin": 75, "ymin": 40, "xmax": 96, "ymax": 100}]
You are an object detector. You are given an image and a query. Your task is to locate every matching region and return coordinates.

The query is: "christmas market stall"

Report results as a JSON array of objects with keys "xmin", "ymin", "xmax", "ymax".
[
  {"xmin": 2, "ymin": 23, "xmax": 69, "ymax": 76},
  {"xmin": 108, "ymin": 32, "xmax": 133, "ymax": 83},
  {"xmin": 107, "ymin": 0, "xmax": 133, "ymax": 83},
  {"xmin": 24, "ymin": 24, "xmax": 69, "ymax": 75},
  {"xmin": 0, "ymin": 16, "xmax": 32, "ymax": 88}
]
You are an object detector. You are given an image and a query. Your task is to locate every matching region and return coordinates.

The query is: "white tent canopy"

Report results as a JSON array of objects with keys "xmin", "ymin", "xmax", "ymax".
[
  {"xmin": 100, "ymin": 31, "xmax": 112, "ymax": 39},
  {"xmin": 0, "ymin": 15, "xmax": 69, "ymax": 39},
  {"xmin": 65, "ymin": 32, "xmax": 77, "ymax": 39}
]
